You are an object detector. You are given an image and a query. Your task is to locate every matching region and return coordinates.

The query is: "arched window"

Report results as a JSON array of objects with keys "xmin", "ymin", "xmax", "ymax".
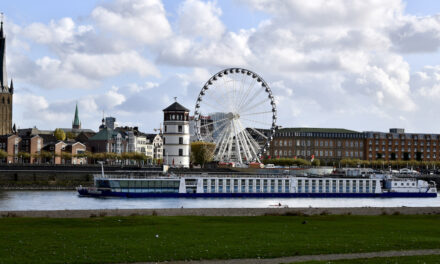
[{"xmin": 7, "ymin": 98, "xmax": 10, "ymax": 104}]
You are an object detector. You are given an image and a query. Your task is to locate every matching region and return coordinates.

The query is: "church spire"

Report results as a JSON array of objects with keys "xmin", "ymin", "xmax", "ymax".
[
  {"xmin": 72, "ymin": 102, "xmax": 81, "ymax": 129},
  {"xmin": 0, "ymin": 15, "xmax": 7, "ymax": 90}
]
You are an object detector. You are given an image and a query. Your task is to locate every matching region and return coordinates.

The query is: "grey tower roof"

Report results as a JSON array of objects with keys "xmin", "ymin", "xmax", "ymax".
[
  {"xmin": 163, "ymin": 101, "xmax": 189, "ymax": 112},
  {"xmin": 0, "ymin": 21, "xmax": 7, "ymax": 90}
]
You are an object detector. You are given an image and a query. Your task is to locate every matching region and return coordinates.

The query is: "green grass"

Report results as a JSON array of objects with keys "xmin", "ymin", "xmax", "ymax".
[
  {"xmin": 1, "ymin": 215, "xmax": 440, "ymax": 264},
  {"xmin": 298, "ymin": 254, "xmax": 440, "ymax": 263}
]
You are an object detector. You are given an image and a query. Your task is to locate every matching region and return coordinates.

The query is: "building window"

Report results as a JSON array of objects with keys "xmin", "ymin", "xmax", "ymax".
[
  {"xmin": 178, "ymin": 125, "xmax": 182, "ymax": 133},
  {"xmin": 164, "ymin": 126, "xmax": 167, "ymax": 132},
  {"xmin": 179, "ymin": 137, "xmax": 183, "ymax": 144},
  {"xmin": 179, "ymin": 149, "xmax": 183, "ymax": 156}
]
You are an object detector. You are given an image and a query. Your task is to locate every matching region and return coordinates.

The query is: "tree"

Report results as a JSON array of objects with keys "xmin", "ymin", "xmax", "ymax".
[
  {"xmin": 17, "ymin": 152, "xmax": 30, "ymax": 163},
  {"xmin": 311, "ymin": 159, "xmax": 321, "ymax": 166},
  {"xmin": 191, "ymin": 141, "xmax": 216, "ymax": 167},
  {"xmin": 54, "ymin": 128, "xmax": 66, "ymax": 141},
  {"xmin": 40, "ymin": 150, "xmax": 54, "ymax": 163},
  {"xmin": 61, "ymin": 152, "xmax": 72, "ymax": 164},
  {"xmin": 66, "ymin": 132, "xmax": 75, "ymax": 140},
  {"xmin": 0, "ymin": 150, "xmax": 7, "ymax": 163}
]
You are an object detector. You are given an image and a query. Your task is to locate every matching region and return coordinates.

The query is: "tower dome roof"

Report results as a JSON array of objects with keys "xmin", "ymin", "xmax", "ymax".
[{"xmin": 163, "ymin": 102, "xmax": 189, "ymax": 112}]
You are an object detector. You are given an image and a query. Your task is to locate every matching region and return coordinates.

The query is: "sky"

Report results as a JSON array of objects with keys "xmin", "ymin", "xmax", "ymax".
[{"xmin": 3, "ymin": 0, "xmax": 440, "ymax": 134}]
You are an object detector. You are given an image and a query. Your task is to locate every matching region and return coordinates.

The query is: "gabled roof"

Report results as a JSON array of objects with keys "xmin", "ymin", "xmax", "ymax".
[{"xmin": 163, "ymin": 102, "xmax": 189, "ymax": 112}]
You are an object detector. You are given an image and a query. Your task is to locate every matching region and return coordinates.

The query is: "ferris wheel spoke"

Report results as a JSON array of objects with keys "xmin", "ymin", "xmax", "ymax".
[
  {"xmin": 237, "ymin": 120, "xmax": 260, "ymax": 161},
  {"xmin": 247, "ymin": 127, "xmax": 268, "ymax": 139},
  {"xmin": 206, "ymin": 119, "xmax": 230, "ymax": 142},
  {"xmin": 237, "ymin": 86, "xmax": 266, "ymax": 114},
  {"xmin": 241, "ymin": 110, "xmax": 273, "ymax": 117},
  {"xmin": 198, "ymin": 116, "xmax": 230, "ymax": 128},
  {"xmin": 241, "ymin": 117, "xmax": 272, "ymax": 128},
  {"xmin": 203, "ymin": 89, "xmax": 231, "ymax": 112},
  {"xmin": 239, "ymin": 97, "xmax": 270, "ymax": 115},
  {"xmin": 236, "ymin": 78, "xmax": 258, "ymax": 113}
]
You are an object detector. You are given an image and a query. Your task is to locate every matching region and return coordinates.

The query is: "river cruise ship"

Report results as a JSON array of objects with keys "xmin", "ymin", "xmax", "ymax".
[{"xmin": 77, "ymin": 172, "xmax": 437, "ymax": 198}]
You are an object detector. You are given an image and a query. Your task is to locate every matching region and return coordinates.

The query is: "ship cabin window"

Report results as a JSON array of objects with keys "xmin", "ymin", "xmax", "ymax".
[
  {"xmin": 311, "ymin": 180, "xmax": 316, "ymax": 193},
  {"xmin": 372, "ymin": 180, "xmax": 376, "ymax": 191},
  {"xmin": 332, "ymin": 180, "xmax": 337, "ymax": 193},
  {"xmin": 346, "ymin": 180, "xmax": 350, "ymax": 193},
  {"xmin": 241, "ymin": 179, "xmax": 246, "ymax": 192},
  {"xmin": 305, "ymin": 180, "xmax": 309, "ymax": 192},
  {"xmin": 359, "ymin": 181, "xmax": 363, "ymax": 193},
  {"xmin": 339, "ymin": 180, "xmax": 343, "ymax": 193},
  {"xmin": 211, "ymin": 180, "xmax": 215, "ymax": 193},
  {"xmin": 278, "ymin": 180, "xmax": 283, "ymax": 192},
  {"xmin": 203, "ymin": 179, "xmax": 208, "ymax": 193},
  {"xmin": 234, "ymin": 179, "xmax": 239, "ymax": 192},
  {"xmin": 226, "ymin": 179, "xmax": 231, "ymax": 193},
  {"xmin": 318, "ymin": 180, "xmax": 323, "ymax": 193},
  {"xmin": 366, "ymin": 180, "xmax": 370, "ymax": 193},
  {"xmin": 249, "ymin": 180, "xmax": 254, "ymax": 193},
  {"xmin": 325, "ymin": 180, "xmax": 330, "ymax": 193},
  {"xmin": 256, "ymin": 180, "xmax": 261, "ymax": 193},
  {"xmin": 352, "ymin": 181, "xmax": 357, "ymax": 193},
  {"xmin": 297, "ymin": 180, "xmax": 302, "ymax": 193},
  {"xmin": 219, "ymin": 179, "xmax": 223, "ymax": 192},
  {"xmin": 285, "ymin": 180, "xmax": 290, "ymax": 193},
  {"xmin": 263, "ymin": 180, "xmax": 268, "ymax": 193},
  {"xmin": 270, "ymin": 180, "xmax": 275, "ymax": 193}
]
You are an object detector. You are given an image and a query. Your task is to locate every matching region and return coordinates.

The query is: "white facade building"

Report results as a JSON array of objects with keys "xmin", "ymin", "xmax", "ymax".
[{"xmin": 163, "ymin": 101, "xmax": 190, "ymax": 168}]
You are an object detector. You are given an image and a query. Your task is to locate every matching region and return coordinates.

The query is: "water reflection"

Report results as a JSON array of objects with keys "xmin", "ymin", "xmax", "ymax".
[{"xmin": 0, "ymin": 190, "xmax": 439, "ymax": 211}]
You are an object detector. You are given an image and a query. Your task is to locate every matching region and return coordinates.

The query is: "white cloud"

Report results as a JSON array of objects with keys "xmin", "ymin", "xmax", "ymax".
[
  {"xmin": 91, "ymin": 0, "xmax": 172, "ymax": 46},
  {"xmin": 178, "ymin": 0, "xmax": 225, "ymax": 40}
]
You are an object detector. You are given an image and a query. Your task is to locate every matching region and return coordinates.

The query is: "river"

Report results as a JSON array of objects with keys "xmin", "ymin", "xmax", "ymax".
[{"xmin": 0, "ymin": 190, "xmax": 439, "ymax": 211}]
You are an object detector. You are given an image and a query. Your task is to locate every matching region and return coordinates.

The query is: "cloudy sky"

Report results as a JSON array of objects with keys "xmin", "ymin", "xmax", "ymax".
[{"xmin": 3, "ymin": 0, "xmax": 440, "ymax": 133}]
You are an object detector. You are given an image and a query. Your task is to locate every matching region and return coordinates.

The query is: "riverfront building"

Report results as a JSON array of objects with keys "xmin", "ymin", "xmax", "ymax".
[
  {"xmin": 163, "ymin": 101, "xmax": 190, "ymax": 168},
  {"xmin": 269, "ymin": 127, "xmax": 440, "ymax": 163}
]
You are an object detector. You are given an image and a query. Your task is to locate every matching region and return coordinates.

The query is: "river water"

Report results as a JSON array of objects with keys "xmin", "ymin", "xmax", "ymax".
[{"xmin": 0, "ymin": 190, "xmax": 440, "ymax": 211}]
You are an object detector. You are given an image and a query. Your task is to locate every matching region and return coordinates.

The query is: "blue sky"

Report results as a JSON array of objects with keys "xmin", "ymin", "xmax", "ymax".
[{"xmin": 4, "ymin": 0, "xmax": 440, "ymax": 134}]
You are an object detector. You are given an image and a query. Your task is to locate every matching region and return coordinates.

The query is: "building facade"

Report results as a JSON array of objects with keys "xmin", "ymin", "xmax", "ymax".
[
  {"xmin": 269, "ymin": 128, "xmax": 366, "ymax": 163},
  {"xmin": 269, "ymin": 127, "xmax": 440, "ymax": 163},
  {"xmin": 0, "ymin": 21, "xmax": 13, "ymax": 135},
  {"xmin": 163, "ymin": 101, "xmax": 190, "ymax": 168},
  {"xmin": 365, "ymin": 128, "xmax": 440, "ymax": 161}
]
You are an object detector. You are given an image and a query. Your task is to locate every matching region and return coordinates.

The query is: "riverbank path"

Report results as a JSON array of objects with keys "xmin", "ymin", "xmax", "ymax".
[{"xmin": 139, "ymin": 249, "xmax": 440, "ymax": 264}]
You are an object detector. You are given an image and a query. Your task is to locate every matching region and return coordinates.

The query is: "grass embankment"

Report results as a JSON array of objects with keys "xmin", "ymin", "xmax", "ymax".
[
  {"xmin": 1, "ymin": 215, "xmax": 440, "ymax": 264},
  {"xmin": 299, "ymin": 255, "xmax": 440, "ymax": 264}
]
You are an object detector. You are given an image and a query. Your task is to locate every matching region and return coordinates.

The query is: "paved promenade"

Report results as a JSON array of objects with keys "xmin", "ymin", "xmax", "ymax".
[
  {"xmin": 140, "ymin": 249, "xmax": 440, "ymax": 264},
  {"xmin": 2, "ymin": 206, "xmax": 440, "ymax": 218}
]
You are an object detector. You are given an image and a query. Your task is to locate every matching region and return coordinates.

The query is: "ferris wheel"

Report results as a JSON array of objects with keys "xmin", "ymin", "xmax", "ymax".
[{"xmin": 194, "ymin": 68, "xmax": 277, "ymax": 163}]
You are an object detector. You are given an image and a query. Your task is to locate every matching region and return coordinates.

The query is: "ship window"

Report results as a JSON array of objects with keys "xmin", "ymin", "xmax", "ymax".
[
  {"xmin": 285, "ymin": 180, "xmax": 289, "ymax": 192},
  {"xmin": 135, "ymin": 181, "xmax": 142, "ymax": 188},
  {"xmin": 249, "ymin": 180, "xmax": 253, "ymax": 192},
  {"xmin": 211, "ymin": 180, "xmax": 215, "ymax": 192},
  {"xmin": 119, "ymin": 180, "xmax": 129, "ymax": 188}
]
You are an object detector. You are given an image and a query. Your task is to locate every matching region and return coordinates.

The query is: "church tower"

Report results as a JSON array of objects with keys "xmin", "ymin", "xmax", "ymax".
[
  {"xmin": 0, "ymin": 20, "xmax": 13, "ymax": 135},
  {"xmin": 72, "ymin": 103, "xmax": 81, "ymax": 129},
  {"xmin": 163, "ymin": 100, "xmax": 190, "ymax": 168}
]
